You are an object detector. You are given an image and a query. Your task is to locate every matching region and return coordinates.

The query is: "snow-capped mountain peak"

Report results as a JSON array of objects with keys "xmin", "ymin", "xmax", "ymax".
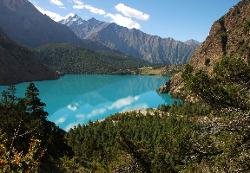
[{"xmin": 60, "ymin": 13, "xmax": 85, "ymax": 26}]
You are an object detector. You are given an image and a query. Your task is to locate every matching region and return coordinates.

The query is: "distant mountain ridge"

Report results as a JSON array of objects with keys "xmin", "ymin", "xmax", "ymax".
[
  {"xmin": 0, "ymin": 0, "xmax": 81, "ymax": 47},
  {"xmin": 60, "ymin": 14, "xmax": 200, "ymax": 64},
  {"xmin": 0, "ymin": 29, "xmax": 58, "ymax": 85},
  {"xmin": 0, "ymin": 0, "xmax": 125, "ymax": 53}
]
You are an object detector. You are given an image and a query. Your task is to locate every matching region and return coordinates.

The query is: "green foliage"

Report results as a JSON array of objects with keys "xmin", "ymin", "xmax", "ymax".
[
  {"xmin": 183, "ymin": 56, "xmax": 250, "ymax": 110},
  {"xmin": 0, "ymin": 84, "xmax": 71, "ymax": 172},
  {"xmin": 213, "ymin": 56, "xmax": 250, "ymax": 87},
  {"xmin": 181, "ymin": 64, "xmax": 194, "ymax": 83},
  {"xmin": 159, "ymin": 102, "xmax": 211, "ymax": 117},
  {"xmin": 36, "ymin": 44, "xmax": 148, "ymax": 74},
  {"xmin": 243, "ymin": 18, "xmax": 250, "ymax": 32},
  {"xmin": 63, "ymin": 112, "xmax": 197, "ymax": 172},
  {"xmin": 25, "ymin": 83, "xmax": 48, "ymax": 120}
]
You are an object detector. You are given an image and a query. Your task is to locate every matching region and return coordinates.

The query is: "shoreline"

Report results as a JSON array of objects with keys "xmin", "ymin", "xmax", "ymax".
[{"xmin": 0, "ymin": 64, "xmax": 184, "ymax": 86}]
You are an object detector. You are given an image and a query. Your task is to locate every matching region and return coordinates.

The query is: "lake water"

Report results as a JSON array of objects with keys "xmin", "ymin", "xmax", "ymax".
[{"xmin": 0, "ymin": 75, "xmax": 178, "ymax": 131}]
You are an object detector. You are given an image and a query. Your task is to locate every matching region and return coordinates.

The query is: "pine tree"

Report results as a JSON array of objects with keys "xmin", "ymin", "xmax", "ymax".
[
  {"xmin": 25, "ymin": 83, "xmax": 48, "ymax": 120},
  {"xmin": 1, "ymin": 85, "xmax": 17, "ymax": 111}
]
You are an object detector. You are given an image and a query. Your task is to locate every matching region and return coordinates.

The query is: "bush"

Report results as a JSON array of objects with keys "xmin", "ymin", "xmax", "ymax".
[{"xmin": 182, "ymin": 56, "xmax": 250, "ymax": 110}]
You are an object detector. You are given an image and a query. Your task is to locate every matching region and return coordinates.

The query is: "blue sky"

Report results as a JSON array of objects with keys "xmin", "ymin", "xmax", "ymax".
[{"xmin": 30, "ymin": 0, "xmax": 241, "ymax": 42}]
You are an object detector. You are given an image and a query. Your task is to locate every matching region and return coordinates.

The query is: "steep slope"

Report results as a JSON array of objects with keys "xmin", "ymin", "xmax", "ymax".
[
  {"xmin": 60, "ymin": 15, "xmax": 199, "ymax": 64},
  {"xmin": 0, "ymin": 30, "xmax": 58, "ymax": 85},
  {"xmin": 0, "ymin": 0, "xmax": 81, "ymax": 47},
  {"xmin": 169, "ymin": 0, "xmax": 250, "ymax": 97},
  {"xmin": 61, "ymin": 15, "xmax": 109, "ymax": 39},
  {"xmin": 36, "ymin": 44, "xmax": 149, "ymax": 74},
  {"xmin": 190, "ymin": 0, "xmax": 250, "ymax": 72}
]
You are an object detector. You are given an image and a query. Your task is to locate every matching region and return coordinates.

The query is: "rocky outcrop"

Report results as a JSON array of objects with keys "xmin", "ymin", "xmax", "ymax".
[
  {"xmin": 190, "ymin": 0, "xmax": 250, "ymax": 73},
  {"xmin": 0, "ymin": 30, "xmax": 58, "ymax": 85},
  {"xmin": 157, "ymin": 82, "xmax": 171, "ymax": 94},
  {"xmin": 169, "ymin": 0, "xmax": 250, "ymax": 98}
]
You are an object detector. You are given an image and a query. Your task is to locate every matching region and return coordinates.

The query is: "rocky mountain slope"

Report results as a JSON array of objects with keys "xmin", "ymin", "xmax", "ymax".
[
  {"xmin": 0, "ymin": 29, "xmax": 58, "ymax": 85},
  {"xmin": 60, "ymin": 15, "xmax": 200, "ymax": 64},
  {"xmin": 169, "ymin": 0, "xmax": 250, "ymax": 98},
  {"xmin": 190, "ymin": 0, "xmax": 250, "ymax": 72},
  {"xmin": 0, "ymin": 0, "xmax": 81, "ymax": 47}
]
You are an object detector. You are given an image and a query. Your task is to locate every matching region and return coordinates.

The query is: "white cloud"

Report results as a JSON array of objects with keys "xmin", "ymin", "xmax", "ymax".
[
  {"xmin": 35, "ymin": 5, "xmax": 65, "ymax": 21},
  {"xmin": 76, "ymin": 96, "xmax": 140, "ymax": 120},
  {"xmin": 71, "ymin": 0, "xmax": 144, "ymax": 29},
  {"xmin": 55, "ymin": 117, "xmax": 66, "ymax": 124},
  {"xmin": 50, "ymin": 0, "xmax": 65, "ymax": 8},
  {"xmin": 84, "ymin": 4, "xmax": 106, "ymax": 15},
  {"xmin": 77, "ymin": 108, "xmax": 106, "ymax": 119},
  {"xmin": 72, "ymin": 0, "xmax": 106, "ymax": 15},
  {"xmin": 76, "ymin": 114, "xmax": 85, "ymax": 119},
  {"xmin": 67, "ymin": 103, "xmax": 78, "ymax": 111},
  {"xmin": 108, "ymin": 96, "xmax": 140, "ymax": 110},
  {"xmin": 72, "ymin": 0, "xmax": 84, "ymax": 9},
  {"xmin": 87, "ymin": 108, "xmax": 106, "ymax": 118},
  {"xmin": 106, "ymin": 13, "xmax": 140, "ymax": 29},
  {"xmin": 115, "ymin": 3, "xmax": 150, "ymax": 21}
]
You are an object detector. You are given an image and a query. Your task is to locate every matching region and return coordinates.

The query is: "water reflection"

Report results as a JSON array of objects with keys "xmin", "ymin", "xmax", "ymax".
[{"xmin": 0, "ymin": 75, "xmax": 178, "ymax": 130}]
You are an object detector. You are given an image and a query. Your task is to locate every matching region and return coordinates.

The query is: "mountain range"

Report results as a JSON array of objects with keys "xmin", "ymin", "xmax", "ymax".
[
  {"xmin": 0, "ymin": 0, "xmax": 200, "ymax": 65},
  {"xmin": 0, "ymin": 0, "xmax": 202, "ymax": 85},
  {"xmin": 60, "ymin": 14, "xmax": 200, "ymax": 64}
]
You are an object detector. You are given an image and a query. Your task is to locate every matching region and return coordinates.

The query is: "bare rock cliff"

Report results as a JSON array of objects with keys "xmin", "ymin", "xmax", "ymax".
[{"xmin": 169, "ymin": 0, "xmax": 250, "ymax": 98}]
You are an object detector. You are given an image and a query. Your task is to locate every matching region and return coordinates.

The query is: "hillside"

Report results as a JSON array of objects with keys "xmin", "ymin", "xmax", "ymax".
[
  {"xmin": 190, "ymin": 0, "xmax": 250, "ymax": 72},
  {"xmin": 36, "ymin": 44, "xmax": 149, "ymax": 74},
  {"xmin": 0, "ymin": 30, "xmax": 58, "ymax": 85},
  {"xmin": 0, "ymin": 0, "xmax": 81, "ymax": 47},
  {"xmin": 60, "ymin": 15, "xmax": 199, "ymax": 64},
  {"xmin": 169, "ymin": 0, "xmax": 250, "ymax": 98}
]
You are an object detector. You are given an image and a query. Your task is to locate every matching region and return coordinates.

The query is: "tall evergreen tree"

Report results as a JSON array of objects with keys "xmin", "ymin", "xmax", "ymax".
[{"xmin": 25, "ymin": 83, "xmax": 48, "ymax": 120}]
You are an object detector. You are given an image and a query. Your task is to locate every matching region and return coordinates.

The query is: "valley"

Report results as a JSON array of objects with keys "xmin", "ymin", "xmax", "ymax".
[{"xmin": 0, "ymin": 0, "xmax": 249, "ymax": 172}]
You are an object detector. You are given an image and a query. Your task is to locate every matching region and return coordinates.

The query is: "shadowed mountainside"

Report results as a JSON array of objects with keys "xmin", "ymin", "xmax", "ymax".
[{"xmin": 0, "ymin": 29, "xmax": 58, "ymax": 85}]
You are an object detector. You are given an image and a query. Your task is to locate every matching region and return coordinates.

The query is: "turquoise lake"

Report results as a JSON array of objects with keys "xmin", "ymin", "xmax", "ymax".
[{"xmin": 0, "ymin": 75, "xmax": 178, "ymax": 131}]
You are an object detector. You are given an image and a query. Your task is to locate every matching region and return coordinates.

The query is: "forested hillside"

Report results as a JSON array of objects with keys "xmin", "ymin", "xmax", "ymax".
[
  {"xmin": 36, "ymin": 44, "xmax": 149, "ymax": 74},
  {"xmin": 0, "ymin": 29, "xmax": 58, "ymax": 85}
]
